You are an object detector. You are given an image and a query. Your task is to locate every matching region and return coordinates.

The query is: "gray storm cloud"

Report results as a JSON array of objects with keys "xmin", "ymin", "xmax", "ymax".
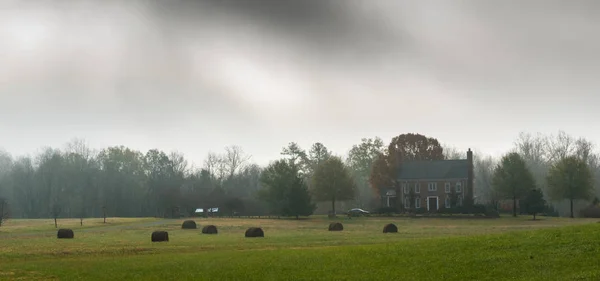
[{"xmin": 1, "ymin": 0, "xmax": 599, "ymax": 164}]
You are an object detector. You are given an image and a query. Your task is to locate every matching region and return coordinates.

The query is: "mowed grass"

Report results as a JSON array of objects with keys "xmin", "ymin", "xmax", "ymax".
[{"xmin": 0, "ymin": 216, "xmax": 599, "ymax": 280}]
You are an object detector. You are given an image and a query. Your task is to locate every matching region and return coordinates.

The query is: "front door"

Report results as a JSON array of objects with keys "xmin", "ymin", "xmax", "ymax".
[{"xmin": 428, "ymin": 197, "xmax": 438, "ymax": 212}]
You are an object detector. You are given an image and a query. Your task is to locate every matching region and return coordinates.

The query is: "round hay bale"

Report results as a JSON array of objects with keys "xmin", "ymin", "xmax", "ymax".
[
  {"xmin": 245, "ymin": 227, "xmax": 264, "ymax": 238},
  {"xmin": 383, "ymin": 223, "xmax": 398, "ymax": 233},
  {"xmin": 151, "ymin": 231, "xmax": 169, "ymax": 242},
  {"xmin": 181, "ymin": 220, "xmax": 197, "ymax": 229},
  {"xmin": 328, "ymin": 222, "xmax": 343, "ymax": 231},
  {"xmin": 202, "ymin": 225, "xmax": 218, "ymax": 234},
  {"xmin": 57, "ymin": 229, "xmax": 74, "ymax": 239}
]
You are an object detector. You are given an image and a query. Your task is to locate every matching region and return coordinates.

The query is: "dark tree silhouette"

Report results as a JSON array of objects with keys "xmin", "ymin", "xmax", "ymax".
[
  {"xmin": 522, "ymin": 188, "xmax": 546, "ymax": 220},
  {"xmin": 0, "ymin": 197, "xmax": 9, "ymax": 227},
  {"xmin": 259, "ymin": 159, "xmax": 316, "ymax": 218}
]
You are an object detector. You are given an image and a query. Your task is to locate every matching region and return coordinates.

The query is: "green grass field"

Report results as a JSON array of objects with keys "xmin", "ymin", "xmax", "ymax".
[{"xmin": 0, "ymin": 216, "xmax": 599, "ymax": 280}]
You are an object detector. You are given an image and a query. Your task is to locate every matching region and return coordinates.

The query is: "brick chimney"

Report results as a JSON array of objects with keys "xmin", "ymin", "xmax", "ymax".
[{"xmin": 467, "ymin": 148, "xmax": 474, "ymax": 201}]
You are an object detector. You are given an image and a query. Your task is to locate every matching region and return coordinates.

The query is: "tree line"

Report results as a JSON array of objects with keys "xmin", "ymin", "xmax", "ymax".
[
  {"xmin": 0, "ymin": 130, "xmax": 599, "ymax": 221},
  {"xmin": 0, "ymin": 138, "xmax": 379, "ymax": 221},
  {"xmin": 489, "ymin": 132, "xmax": 599, "ymax": 218}
]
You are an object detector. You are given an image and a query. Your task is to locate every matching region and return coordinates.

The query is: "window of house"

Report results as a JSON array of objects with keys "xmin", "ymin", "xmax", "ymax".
[
  {"xmin": 403, "ymin": 184, "xmax": 409, "ymax": 194},
  {"xmin": 414, "ymin": 183, "xmax": 420, "ymax": 193},
  {"xmin": 415, "ymin": 197, "xmax": 421, "ymax": 208},
  {"xmin": 445, "ymin": 196, "xmax": 451, "ymax": 208},
  {"xmin": 428, "ymin": 182, "xmax": 437, "ymax": 191},
  {"xmin": 457, "ymin": 195, "xmax": 463, "ymax": 206},
  {"xmin": 456, "ymin": 182, "xmax": 462, "ymax": 193},
  {"xmin": 445, "ymin": 183, "xmax": 451, "ymax": 193},
  {"xmin": 405, "ymin": 197, "xmax": 410, "ymax": 208}
]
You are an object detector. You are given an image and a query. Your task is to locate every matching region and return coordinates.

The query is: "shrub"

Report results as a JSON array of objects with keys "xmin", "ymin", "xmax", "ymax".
[
  {"xmin": 375, "ymin": 207, "xmax": 398, "ymax": 215},
  {"xmin": 580, "ymin": 205, "xmax": 600, "ymax": 218},
  {"xmin": 449, "ymin": 207, "xmax": 458, "ymax": 214},
  {"xmin": 543, "ymin": 205, "xmax": 560, "ymax": 217},
  {"xmin": 151, "ymin": 231, "xmax": 169, "ymax": 242},
  {"xmin": 383, "ymin": 223, "xmax": 398, "ymax": 233},
  {"xmin": 484, "ymin": 209, "xmax": 500, "ymax": 218},
  {"xmin": 202, "ymin": 225, "xmax": 218, "ymax": 234},
  {"xmin": 415, "ymin": 208, "xmax": 426, "ymax": 215},
  {"xmin": 328, "ymin": 222, "xmax": 343, "ymax": 231},
  {"xmin": 181, "ymin": 220, "xmax": 197, "ymax": 229},
  {"xmin": 57, "ymin": 229, "xmax": 74, "ymax": 239},
  {"xmin": 470, "ymin": 204, "xmax": 487, "ymax": 215},
  {"xmin": 245, "ymin": 227, "xmax": 264, "ymax": 237}
]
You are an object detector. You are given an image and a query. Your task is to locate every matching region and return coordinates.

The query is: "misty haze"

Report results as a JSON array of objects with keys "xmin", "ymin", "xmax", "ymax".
[{"xmin": 1, "ymin": 1, "xmax": 600, "ymax": 280}]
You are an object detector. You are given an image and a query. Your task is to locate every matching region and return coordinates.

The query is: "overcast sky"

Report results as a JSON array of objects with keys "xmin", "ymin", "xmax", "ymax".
[{"xmin": 1, "ymin": 0, "xmax": 599, "ymax": 166}]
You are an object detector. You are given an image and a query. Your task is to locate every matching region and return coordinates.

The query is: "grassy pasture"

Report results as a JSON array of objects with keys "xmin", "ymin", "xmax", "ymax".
[{"xmin": 0, "ymin": 216, "xmax": 599, "ymax": 280}]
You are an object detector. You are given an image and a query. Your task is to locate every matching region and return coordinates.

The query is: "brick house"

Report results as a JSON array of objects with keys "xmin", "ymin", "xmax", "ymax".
[{"xmin": 382, "ymin": 149, "xmax": 474, "ymax": 212}]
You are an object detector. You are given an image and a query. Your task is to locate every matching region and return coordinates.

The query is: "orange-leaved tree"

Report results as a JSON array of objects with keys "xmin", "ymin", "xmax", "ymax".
[{"xmin": 369, "ymin": 133, "xmax": 445, "ymax": 203}]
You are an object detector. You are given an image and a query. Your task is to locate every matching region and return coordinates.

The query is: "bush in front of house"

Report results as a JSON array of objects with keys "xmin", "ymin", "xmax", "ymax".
[
  {"xmin": 57, "ymin": 229, "xmax": 74, "ymax": 239},
  {"xmin": 542, "ymin": 205, "xmax": 560, "ymax": 217},
  {"xmin": 375, "ymin": 207, "xmax": 398, "ymax": 215},
  {"xmin": 181, "ymin": 220, "xmax": 197, "ymax": 229},
  {"xmin": 580, "ymin": 205, "xmax": 600, "ymax": 218},
  {"xmin": 457, "ymin": 204, "xmax": 486, "ymax": 215},
  {"xmin": 472, "ymin": 204, "xmax": 487, "ymax": 215},
  {"xmin": 441, "ymin": 203, "xmax": 487, "ymax": 215},
  {"xmin": 484, "ymin": 209, "xmax": 500, "ymax": 218},
  {"xmin": 328, "ymin": 222, "xmax": 343, "ymax": 231},
  {"xmin": 151, "ymin": 231, "xmax": 169, "ymax": 242}
]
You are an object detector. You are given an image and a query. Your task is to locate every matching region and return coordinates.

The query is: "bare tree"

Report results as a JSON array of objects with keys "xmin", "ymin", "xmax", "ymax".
[
  {"xmin": 224, "ymin": 145, "xmax": 251, "ymax": 178},
  {"xmin": 574, "ymin": 138, "xmax": 595, "ymax": 163},
  {"xmin": 78, "ymin": 205, "xmax": 86, "ymax": 226},
  {"xmin": 573, "ymin": 137, "xmax": 600, "ymax": 200},
  {"xmin": 513, "ymin": 132, "xmax": 551, "ymax": 195},
  {"xmin": 0, "ymin": 151, "xmax": 13, "ymax": 215},
  {"xmin": 63, "ymin": 138, "xmax": 95, "ymax": 161},
  {"xmin": 514, "ymin": 132, "xmax": 547, "ymax": 164},
  {"xmin": 513, "ymin": 131, "xmax": 600, "ymax": 216},
  {"xmin": 169, "ymin": 151, "xmax": 189, "ymax": 175},
  {"xmin": 0, "ymin": 149, "xmax": 12, "ymax": 176},
  {"xmin": 203, "ymin": 152, "xmax": 221, "ymax": 176},
  {"xmin": 545, "ymin": 131, "xmax": 576, "ymax": 163},
  {"xmin": 473, "ymin": 152, "xmax": 496, "ymax": 204},
  {"xmin": 215, "ymin": 160, "xmax": 228, "ymax": 181},
  {"xmin": 51, "ymin": 203, "xmax": 61, "ymax": 228},
  {"xmin": 442, "ymin": 144, "xmax": 463, "ymax": 160},
  {"xmin": 0, "ymin": 197, "xmax": 9, "ymax": 227}
]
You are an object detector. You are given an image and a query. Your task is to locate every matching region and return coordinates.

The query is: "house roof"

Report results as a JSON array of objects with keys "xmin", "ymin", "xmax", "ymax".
[{"xmin": 397, "ymin": 160, "xmax": 469, "ymax": 180}]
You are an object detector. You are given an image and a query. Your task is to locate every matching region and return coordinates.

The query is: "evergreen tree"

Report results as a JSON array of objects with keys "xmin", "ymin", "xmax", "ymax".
[
  {"xmin": 259, "ymin": 160, "xmax": 315, "ymax": 218},
  {"xmin": 285, "ymin": 182, "xmax": 316, "ymax": 219},
  {"xmin": 522, "ymin": 188, "xmax": 546, "ymax": 220}
]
